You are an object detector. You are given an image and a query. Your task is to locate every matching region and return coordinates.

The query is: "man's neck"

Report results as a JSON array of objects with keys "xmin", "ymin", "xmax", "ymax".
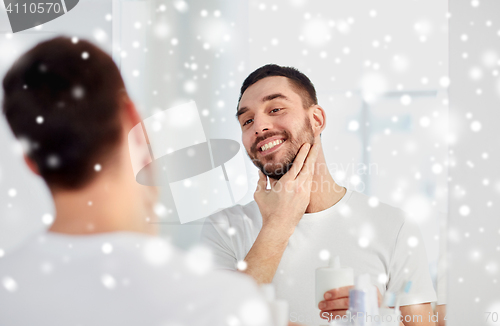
[
  {"xmin": 48, "ymin": 168, "xmax": 157, "ymax": 236},
  {"xmin": 305, "ymin": 151, "xmax": 347, "ymax": 214}
]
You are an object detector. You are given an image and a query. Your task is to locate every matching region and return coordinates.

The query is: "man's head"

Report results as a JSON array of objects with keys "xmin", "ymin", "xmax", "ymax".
[
  {"xmin": 236, "ymin": 64, "xmax": 325, "ymax": 180},
  {"xmin": 2, "ymin": 36, "xmax": 128, "ymax": 190}
]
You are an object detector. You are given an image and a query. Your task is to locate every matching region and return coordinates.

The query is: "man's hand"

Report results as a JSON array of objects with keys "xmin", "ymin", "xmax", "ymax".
[
  {"xmin": 255, "ymin": 143, "xmax": 319, "ymax": 232},
  {"xmin": 242, "ymin": 143, "xmax": 319, "ymax": 284},
  {"xmin": 318, "ymin": 285, "xmax": 382, "ymax": 321},
  {"xmin": 319, "ymin": 287, "xmax": 435, "ymax": 326}
]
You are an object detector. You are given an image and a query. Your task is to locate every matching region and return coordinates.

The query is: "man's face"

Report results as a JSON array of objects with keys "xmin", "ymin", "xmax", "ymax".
[{"xmin": 237, "ymin": 76, "xmax": 315, "ymax": 180}]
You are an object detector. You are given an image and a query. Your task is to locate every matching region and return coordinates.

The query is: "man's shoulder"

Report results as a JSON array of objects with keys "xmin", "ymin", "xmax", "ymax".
[
  {"xmin": 202, "ymin": 268, "xmax": 260, "ymax": 292},
  {"xmin": 0, "ymin": 233, "xmax": 44, "ymax": 267},
  {"xmin": 347, "ymin": 190, "xmax": 408, "ymax": 228},
  {"xmin": 201, "ymin": 201, "xmax": 263, "ymax": 252},
  {"xmin": 0, "ymin": 233, "xmax": 272, "ymax": 326},
  {"xmin": 0, "ymin": 232, "xmax": 184, "ymax": 271},
  {"xmin": 204, "ymin": 200, "xmax": 261, "ymax": 225}
]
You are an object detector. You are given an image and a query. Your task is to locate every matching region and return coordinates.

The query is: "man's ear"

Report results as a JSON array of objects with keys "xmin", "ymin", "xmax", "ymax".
[
  {"xmin": 122, "ymin": 94, "xmax": 150, "ymax": 148},
  {"xmin": 310, "ymin": 105, "xmax": 326, "ymax": 136},
  {"xmin": 122, "ymin": 94, "xmax": 142, "ymax": 128},
  {"xmin": 23, "ymin": 155, "xmax": 40, "ymax": 176}
]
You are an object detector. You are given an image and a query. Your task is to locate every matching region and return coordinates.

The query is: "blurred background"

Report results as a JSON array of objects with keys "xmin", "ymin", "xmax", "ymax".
[{"xmin": 0, "ymin": 0, "xmax": 448, "ymax": 305}]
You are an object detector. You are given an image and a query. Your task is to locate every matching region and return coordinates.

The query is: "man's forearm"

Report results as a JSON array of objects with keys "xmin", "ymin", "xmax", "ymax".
[
  {"xmin": 243, "ymin": 224, "xmax": 293, "ymax": 283},
  {"xmin": 400, "ymin": 303, "xmax": 436, "ymax": 326}
]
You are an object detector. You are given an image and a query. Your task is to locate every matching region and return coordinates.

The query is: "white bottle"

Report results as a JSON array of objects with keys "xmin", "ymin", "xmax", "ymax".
[
  {"xmin": 348, "ymin": 274, "xmax": 380, "ymax": 326},
  {"xmin": 379, "ymin": 291, "xmax": 401, "ymax": 326},
  {"xmin": 260, "ymin": 284, "xmax": 289, "ymax": 326},
  {"xmin": 315, "ymin": 256, "xmax": 354, "ymax": 306}
]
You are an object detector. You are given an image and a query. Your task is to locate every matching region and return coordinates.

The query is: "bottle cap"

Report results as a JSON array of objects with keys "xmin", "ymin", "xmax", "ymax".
[
  {"xmin": 329, "ymin": 256, "xmax": 341, "ymax": 269},
  {"xmin": 355, "ymin": 273, "xmax": 371, "ymax": 289},
  {"xmin": 260, "ymin": 284, "xmax": 276, "ymax": 301}
]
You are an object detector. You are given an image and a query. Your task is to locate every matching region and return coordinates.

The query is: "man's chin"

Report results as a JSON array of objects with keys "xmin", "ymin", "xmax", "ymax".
[
  {"xmin": 261, "ymin": 162, "xmax": 293, "ymax": 180},
  {"xmin": 263, "ymin": 171, "xmax": 285, "ymax": 180}
]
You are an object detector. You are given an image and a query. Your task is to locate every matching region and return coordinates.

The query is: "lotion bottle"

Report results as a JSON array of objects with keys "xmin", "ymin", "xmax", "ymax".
[
  {"xmin": 348, "ymin": 274, "xmax": 380, "ymax": 326},
  {"xmin": 379, "ymin": 291, "xmax": 400, "ymax": 326},
  {"xmin": 315, "ymin": 256, "xmax": 354, "ymax": 306},
  {"xmin": 260, "ymin": 284, "xmax": 288, "ymax": 326}
]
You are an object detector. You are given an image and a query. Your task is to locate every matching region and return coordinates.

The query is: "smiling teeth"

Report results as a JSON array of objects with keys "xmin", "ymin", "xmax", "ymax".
[{"xmin": 261, "ymin": 139, "xmax": 284, "ymax": 151}]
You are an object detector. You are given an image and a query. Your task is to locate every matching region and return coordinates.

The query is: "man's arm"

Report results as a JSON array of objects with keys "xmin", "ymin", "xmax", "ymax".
[
  {"xmin": 435, "ymin": 304, "xmax": 446, "ymax": 326},
  {"xmin": 242, "ymin": 143, "xmax": 319, "ymax": 284},
  {"xmin": 400, "ymin": 303, "xmax": 436, "ymax": 326},
  {"xmin": 243, "ymin": 220, "xmax": 294, "ymax": 283}
]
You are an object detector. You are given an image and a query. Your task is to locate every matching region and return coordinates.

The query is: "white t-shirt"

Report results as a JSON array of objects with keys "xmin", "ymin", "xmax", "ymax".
[
  {"xmin": 201, "ymin": 189, "xmax": 437, "ymax": 326},
  {"xmin": 0, "ymin": 231, "xmax": 273, "ymax": 326}
]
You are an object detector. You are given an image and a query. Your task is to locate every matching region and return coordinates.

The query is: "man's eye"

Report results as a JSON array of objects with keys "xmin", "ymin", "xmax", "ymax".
[
  {"xmin": 271, "ymin": 108, "xmax": 282, "ymax": 113},
  {"xmin": 243, "ymin": 118, "xmax": 253, "ymax": 126}
]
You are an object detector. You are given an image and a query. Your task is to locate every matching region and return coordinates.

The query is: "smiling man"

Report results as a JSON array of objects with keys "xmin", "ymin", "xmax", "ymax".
[{"xmin": 201, "ymin": 64, "xmax": 437, "ymax": 326}]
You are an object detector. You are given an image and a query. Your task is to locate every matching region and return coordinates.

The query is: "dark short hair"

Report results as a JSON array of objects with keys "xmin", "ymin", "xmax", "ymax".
[
  {"xmin": 2, "ymin": 36, "xmax": 126, "ymax": 189},
  {"xmin": 238, "ymin": 64, "xmax": 318, "ymax": 109}
]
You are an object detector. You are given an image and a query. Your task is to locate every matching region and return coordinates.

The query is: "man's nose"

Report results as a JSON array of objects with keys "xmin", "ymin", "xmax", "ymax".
[{"xmin": 253, "ymin": 115, "xmax": 272, "ymax": 135}]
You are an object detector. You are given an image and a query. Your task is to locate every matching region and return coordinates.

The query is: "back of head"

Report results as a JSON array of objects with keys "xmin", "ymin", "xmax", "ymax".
[{"xmin": 2, "ymin": 37, "xmax": 125, "ymax": 190}]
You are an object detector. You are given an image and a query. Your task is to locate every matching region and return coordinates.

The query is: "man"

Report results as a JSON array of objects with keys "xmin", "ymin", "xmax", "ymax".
[
  {"xmin": 201, "ymin": 64, "xmax": 437, "ymax": 326},
  {"xmin": 0, "ymin": 37, "xmax": 278, "ymax": 326}
]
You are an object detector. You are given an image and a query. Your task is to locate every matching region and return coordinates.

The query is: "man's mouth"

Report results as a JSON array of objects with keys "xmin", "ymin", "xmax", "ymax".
[
  {"xmin": 257, "ymin": 138, "xmax": 286, "ymax": 155},
  {"xmin": 260, "ymin": 139, "xmax": 284, "ymax": 151}
]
